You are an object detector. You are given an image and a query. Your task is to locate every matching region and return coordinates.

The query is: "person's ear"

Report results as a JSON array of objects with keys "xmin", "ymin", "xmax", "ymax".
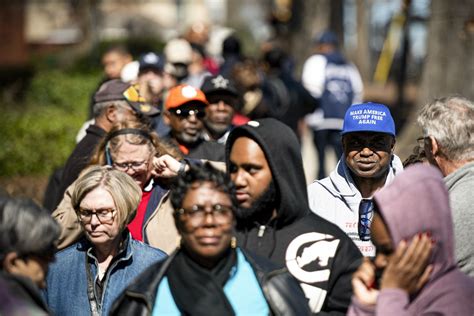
[
  {"xmin": 105, "ymin": 105, "xmax": 118, "ymax": 123},
  {"xmin": 341, "ymin": 136, "xmax": 348, "ymax": 151},
  {"xmin": 428, "ymin": 136, "xmax": 439, "ymax": 156},
  {"xmin": 163, "ymin": 110, "xmax": 171, "ymax": 126},
  {"xmin": 173, "ymin": 215, "xmax": 185, "ymax": 235},
  {"xmin": 3, "ymin": 252, "xmax": 23, "ymax": 274},
  {"xmin": 390, "ymin": 137, "xmax": 396, "ymax": 153}
]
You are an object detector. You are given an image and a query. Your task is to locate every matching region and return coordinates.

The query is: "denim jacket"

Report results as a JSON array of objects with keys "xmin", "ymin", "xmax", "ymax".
[{"xmin": 43, "ymin": 233, "xmax": 166, "ymax": 316}]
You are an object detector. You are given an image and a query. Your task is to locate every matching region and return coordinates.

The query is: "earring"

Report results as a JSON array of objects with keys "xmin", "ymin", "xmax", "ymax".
[{"xmin": 230, "ymin": 236, "xmax": 237, "ymax": 249}]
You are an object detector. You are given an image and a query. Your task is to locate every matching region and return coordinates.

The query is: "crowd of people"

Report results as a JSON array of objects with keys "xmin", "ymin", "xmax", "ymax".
[{"xmin": 1, "ymin": 24, "xmax": 474, "ymax": 316}]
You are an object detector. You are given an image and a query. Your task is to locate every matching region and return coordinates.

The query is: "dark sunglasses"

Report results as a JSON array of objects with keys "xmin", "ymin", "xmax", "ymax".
[
  {"xmin": 358, "ymin": 199, "xmax": 374, "ymax": 241},
  {"xmin": 170, "ymin": 108, "xmax": 206, "ymax": 119}
]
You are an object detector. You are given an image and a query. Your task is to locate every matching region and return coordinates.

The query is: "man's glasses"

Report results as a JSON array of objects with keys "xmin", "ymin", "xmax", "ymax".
[
  {"xmin": 113, "ymin": 160, "xmax": 148, "ymax": 172},
  {"xmin": 177, "ymin": 204, "xmax": 233, "ymax": 226},
  {"xmin": 417, "ymin": 136, "xmax": 427, "ymax": 147},
  {"xmin": 358, "ymin": 199, "xmax": 374, "ymax": 241},
  {"xmin": 78, "ymin": 208, "xmax": 116, "ymax": 224},
  {"xmin": 170, "ymin": 108, "xmax": 206, "ymax": 119}
]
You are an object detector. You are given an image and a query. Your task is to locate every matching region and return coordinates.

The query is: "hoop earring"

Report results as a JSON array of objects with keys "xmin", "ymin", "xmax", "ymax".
[{"xmin": 230, "ymin": 236, "xmax": 237, "ymax": 249}]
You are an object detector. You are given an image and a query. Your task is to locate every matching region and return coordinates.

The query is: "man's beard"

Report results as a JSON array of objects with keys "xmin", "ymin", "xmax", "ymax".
[
  {"xmin": 204, "ymin": 120, "xmax": 230, "ymax": 137},
  {"xmin": 175, "ymin": 130, "xmax": 200, "ymax": 145},
  {"xmin": 234, "ymin": 181, "xmax": 278, "ymax": 225}
]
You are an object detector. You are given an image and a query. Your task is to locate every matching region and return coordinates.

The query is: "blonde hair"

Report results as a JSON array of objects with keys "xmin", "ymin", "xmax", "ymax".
[{"xmin": 71, "ymin": 165, "xmax": 141, "ymax": 229}]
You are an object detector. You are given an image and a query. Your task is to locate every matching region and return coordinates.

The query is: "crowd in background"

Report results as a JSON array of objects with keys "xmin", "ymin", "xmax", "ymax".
[{"xmin": 1, "ymin": 22, "xmax": 474, "ymax": 316}]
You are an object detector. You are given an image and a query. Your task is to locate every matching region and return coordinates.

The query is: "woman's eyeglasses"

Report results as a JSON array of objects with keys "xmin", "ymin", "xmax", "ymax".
[
  {"xmin": 113, "ymin": 160, "xmax": 148, "ymax": 172},
  {"xmin": 177, "ymin": 204, "xmax": 233, "ymax": 225},
  {"xmin": 170, "ymin": 108, "xmax": 206, "ymax": 119},
  {"xmin": 78, "ymin": 208, "xmax": 116, "ymax": 224}
]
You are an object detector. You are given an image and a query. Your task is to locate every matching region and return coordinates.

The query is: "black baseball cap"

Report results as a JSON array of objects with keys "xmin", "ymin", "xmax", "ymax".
[
  {"xmin": 201, "ymin": 75, "xmax": 240, "ymax": 108},
  {"xmin": 201, "ymin": 75, "xmax": 238, "ymax": 97}
]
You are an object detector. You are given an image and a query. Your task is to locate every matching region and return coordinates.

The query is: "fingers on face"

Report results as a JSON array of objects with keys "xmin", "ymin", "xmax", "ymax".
[
  {"xmin": 398, "ymin": 236, "xmax": 419, "ymax": 267},
  {"xmin": 354, "ymin": 259, "xmax": 376, "ymax": 287},
  {"xmin": 389, "ymin": 233, "xmax": 433, "ymax": 291},
  {"xmin": 413, "ymin": 233, "xmax": 432, "ymax": 266},
  {"xmin": 408, "ymin": 233, "xmax": 432, "ymax": 268},
  {"xmin": 394, "ymin": 233, "xmax": 432, "ymax": 268},
  {"xmin": 415, "ymin": 264, "xmax": 433, "ymax": 291},
  {"xmin": 153, "ymin": 157, "xmax": 169, "ymax": 171},
  {"xmin": 152, "ymin": 157, "xmax": 162, "ymax": 169},
  {"xmin": 352, "ymin": 276, "xmax": 379, "ymax": 305},
  {"xmin": 392, "ymin": 239, "xmax": 408, "ymax": 264},
  {"xmin": 352, "ymin": 277, "xmax": 370, "ymax": 295}
]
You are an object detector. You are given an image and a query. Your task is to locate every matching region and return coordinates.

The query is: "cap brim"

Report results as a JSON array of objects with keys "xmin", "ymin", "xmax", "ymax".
[
  {"xmin": 205, "ymin": 88, "xmax": 239, "ymax": 97},
  {"xmin": 129, "ymin": 102, "xmax": 161, "ymax": 116},
  {"xmin": 139, "ymin": 64, "xmax": 163, "ymax": 72},
  {"xmin": 171, "ymin": 99, "xmax": 208, "ymax": 109},
  {"xmin": 340, "ymin": 129, "xmax": 395, "ymax": 137}
]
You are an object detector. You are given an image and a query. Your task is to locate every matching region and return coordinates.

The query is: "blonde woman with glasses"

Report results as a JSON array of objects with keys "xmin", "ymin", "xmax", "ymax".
[{"xmin": 44, "ymin": 166, "xmax": 166, "ymax": 316}]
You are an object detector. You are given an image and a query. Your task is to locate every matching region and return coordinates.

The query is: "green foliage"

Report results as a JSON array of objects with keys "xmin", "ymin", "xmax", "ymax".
[
  {"xmin": 26, "ymin": 70, "xmax": 99, "ymax": 108},
  {"xmin": 0, "ymin": 70, "xmax": 101, "ymax": 177},
  {"xmin": 0, "ymin": 36, "xmax": 165, "ymax": 177}
]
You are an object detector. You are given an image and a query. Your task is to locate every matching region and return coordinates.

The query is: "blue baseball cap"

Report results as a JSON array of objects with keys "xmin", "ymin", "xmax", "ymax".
[
  {"xmin": 138, "ymin": 52, "xmax": 165, "ymax": 73},
  {"xmin": 342, "ymin": 102, "xmax": 396, "ymax": 136},
  {"xmin": 315, "ymin": 30, "xmax": 339, "ymax": 46}
]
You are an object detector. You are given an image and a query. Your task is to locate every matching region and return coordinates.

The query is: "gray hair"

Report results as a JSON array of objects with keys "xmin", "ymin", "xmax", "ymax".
[
  {"xmin": 0, "ymin": 197, "xmax": 60, "ymax": 264},
  {"xmin": 71, "ymin": 165, "xmax": 141, "ymax": 230},
  {"xmin": 417, "ymin": 96, "xmax": 474, "ymax": 161},
  {"xmin": 92, "ymin": 100, "xmax": 132, "ymax": 118}
]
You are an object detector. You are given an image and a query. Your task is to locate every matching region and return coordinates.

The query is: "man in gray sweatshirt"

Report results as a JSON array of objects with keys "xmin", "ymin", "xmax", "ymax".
[{"xmin": 417, "ymin": 96, "xmax": 474, "ymax": 277}]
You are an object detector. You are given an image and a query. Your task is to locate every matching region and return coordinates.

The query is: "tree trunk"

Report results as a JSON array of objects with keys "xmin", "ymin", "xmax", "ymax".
[
  {"xmin": 0, "ymin": 1, "xmax": 27, "ymax": 67},
  {"xmin": 286, "ymin": 0, "xmax": 331, "ymax": 76},
  {"xmin": 396, "ymin": 0, "xmax": 474, "ymax": 160},
  {"xmin": 355, "ymin": 0, "xmax": 370, "ymax": 82},
  {"xmin": 330, "ymin": 0, "xmax": 344, "ymax": 46}
]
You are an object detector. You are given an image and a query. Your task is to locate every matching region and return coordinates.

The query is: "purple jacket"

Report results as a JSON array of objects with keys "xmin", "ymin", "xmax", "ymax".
[{"xmin": 348, "ymin": 164, "xmax": 474, "ymax": 316}]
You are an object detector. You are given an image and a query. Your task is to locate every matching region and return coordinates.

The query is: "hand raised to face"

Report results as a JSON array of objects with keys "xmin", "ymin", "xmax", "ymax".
[
  {"xmin": 351, "ymin": 258, "xmax": 380, "ymax": 306},
  {"xmin": 152, "ymin": 154, "xmax": 186, "ymax": 178},
  {"xmin": 380, "ymin": 232, "xmax": 433, "ymax": 294}
]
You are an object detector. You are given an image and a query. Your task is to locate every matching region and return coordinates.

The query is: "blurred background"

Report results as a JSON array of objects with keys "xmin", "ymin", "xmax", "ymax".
[{"xmin": 1, "ymin": 0, "xmax": 473, "ymax": 203}]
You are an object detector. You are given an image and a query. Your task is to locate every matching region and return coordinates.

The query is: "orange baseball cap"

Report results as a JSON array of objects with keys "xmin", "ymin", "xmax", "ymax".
[{"xmin": 165, "ymin": 84, "xmax": 208, "ymax": 110}]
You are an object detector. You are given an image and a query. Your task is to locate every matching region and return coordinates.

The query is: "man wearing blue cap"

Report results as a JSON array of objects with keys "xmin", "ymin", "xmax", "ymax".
[
  {"xmin": 136, "ymin": 52, "xmax": 170, "ymax": 137},
  {"xmin": 302, "ymin": 30, "xmax": 364, "ymax": 180},
  {"xmin": 307, "ymin": 102, "xmax": 403, "ymax": 257},
  {"xmin": 137, "ymin": 52, "xmax": 166, "ymax": 105}
]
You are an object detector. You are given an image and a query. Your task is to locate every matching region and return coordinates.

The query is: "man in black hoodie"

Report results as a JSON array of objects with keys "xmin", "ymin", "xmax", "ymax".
[{"xmin": 225, "ymin": 118, "xmax": 362, "ymax": 315}]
